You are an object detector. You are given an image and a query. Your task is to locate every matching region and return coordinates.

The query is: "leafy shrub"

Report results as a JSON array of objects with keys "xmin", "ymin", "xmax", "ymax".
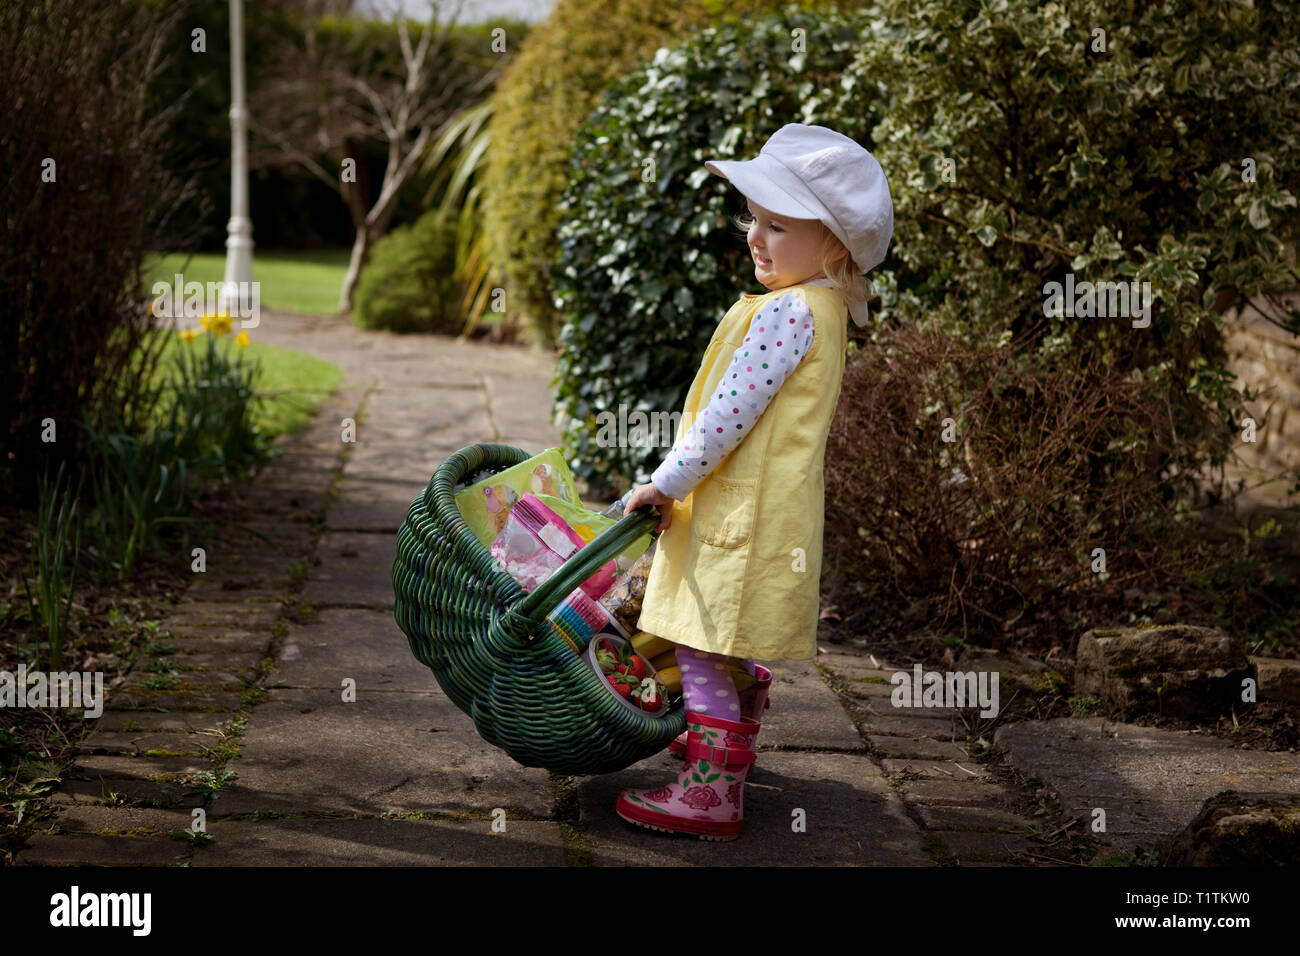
[
  {"xmin": 353, "ymin": 208, "xmax": 463, "ymax": 334},
  {"xmin": 482, "ymin": 0, "xmax": 822, "ymax": 348},
  {"xmin": 815, "ymin": 0, "xmax": 1299, "ymax": 644},
  {"xmin": 836, "ymin": 0, "xmax": 1298, "ymax": 481},
  {"xmin": 823, "ymin": 322, "xmax": 1200, "ymax": 638},
  {"xmin": 0, "ymin": 0, "xmax": 195, "ymax": 503},
  {"xmin": 551, "ymin": 4, "xmax": 879, "ymax": 496}
]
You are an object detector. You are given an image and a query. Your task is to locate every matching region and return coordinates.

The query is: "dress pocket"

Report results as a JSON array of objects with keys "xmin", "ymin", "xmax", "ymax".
[{"xmin": 690, "ymin": 474, "xmax": 757, "ymax": 549}]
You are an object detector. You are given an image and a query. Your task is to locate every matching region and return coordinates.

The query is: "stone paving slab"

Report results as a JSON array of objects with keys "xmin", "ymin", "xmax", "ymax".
[
  {"xmin": 358, "ymin": 391, "xmax": 494, "ymax": 435},
  {"xmin": 185, "ymin": 564, "xmax": 297, "ymax": 588},
  {"xmin": 858, "ymin": 708, "xmax": 968, "ymax": 739},
  {"xmin": 576, "ymin": 751, "xmax": 926, "ymax": 865},
  {"xmin": 105, "ymin": 689, "xmax": 246, "ymax": 712},
  {"xmin": 159, "ymin": 628, "xmax": 274, "ymax": 655},
  {"xmin": 208, "ymin": 687, "xmax": 554, "ymax": 818},
  {"xmin": 143, "ymin": 670, "xmax": 245, "ymax": 689},
  {"xmin": 914, "ymin": 804, "xmax": 1042, "ymax": 832},
  {"xmin": 180, "ymin": 589, "xmax": 286, "ymax": 605},
  {"xmin": 867, "ymin": 735, "xmax": 980, "ymax": 760},
  {"xmin": 166, "ymin": 652, "xmax": 265, "ymax": 672},
  {"xmin": 16, "ymin": 833, "xmax": 189, "ymax": 866},
  {"xmin": 881, "ymin": 757, "xmax": 992, "ymax": 780},
  {"xmin": 328, "ymin": 478, "xmax": 421, "ymax": 532},
  {"xmin": 47, "ymin": 778, "xmax": 207, "ymax": 809},
  {"xmin": 74, "ymin": 754, "xmax": 212, "ymax": 779},
  {"xmin": 82, "ymin": 731, "xmax": 216, "ymax": 755},
  {"xmin": 899, "ymin": 778, "xmax": 1023, "ymax": 808},
  {"xmin": 995, "ymin": 717, "xmax": 1300, "ymax": 854},
  {"xmin": 761, "ymin": 660, "xmax": 865, "ymax": 751},
  {"xmin": 482, "ymin": 375, "xmax": 569, "ymax": 448},
  {"xmin": 940, "ymin": 828, "xmax": 1043, "ymax": 862},
  {"xmin": 189, "ymin": 817, "xmax": 567, "ymax": 866},
  {"xmin": 301, "ymin": 531, "xmax": 399, "ymax": 606},
  {"xmin": 348, "ymin": 401, "xmax": 495, "ymax": 480},
  {"xmin": 168, "ymin": 602, "xmax": 284, "ymax": 628},
  {"xmin": 355, "ymin": 360, "xmax": 482, "ymax": 390},
  {"xmin": 816, "ymin": 650, "xmax": 899, "ymax": 682},
  {"xmin": 274, "ymin": 608, "xmax": 431, "ymax": 692},
  {"xmin": 838, "ymin": 679, "xmax": 894, "ymax": 701},
  {"xmin": 94, "ymin": 711, "xmax": 230, "ymax": 734},
  {"xmin": 40, "ymin": 805, "xmax": 197, "ymax": 835}
]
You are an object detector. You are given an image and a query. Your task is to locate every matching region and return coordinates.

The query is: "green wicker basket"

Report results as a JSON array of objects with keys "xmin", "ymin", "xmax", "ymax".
[{"xmin": 392, "ymin": 442, "xmax": 686, "ymax": 774}]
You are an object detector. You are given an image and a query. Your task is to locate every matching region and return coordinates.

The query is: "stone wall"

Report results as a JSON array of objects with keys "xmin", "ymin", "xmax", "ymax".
[{"xmin": 1223, "ymin": 295, "xmax": 1300, "ymax": 479}]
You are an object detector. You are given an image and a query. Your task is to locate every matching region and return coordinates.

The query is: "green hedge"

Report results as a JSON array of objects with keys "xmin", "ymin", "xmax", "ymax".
[
  {"xmin": 481, "ymin": 0, "xmax": 831, "ymax": 348},
  {"xmin": 551, "ymin": 0, "xmax": 1299, "ymax": 507},
  {"xmin": 835, "ymin": 0, "xmax": 1299, "ymax": 500},
  {"xmin": 353, "ymin": 207, "xmax": 463, "ymax": 334},
  {"xmin": 551, "ymin": 4, "xmax": 878, "ymax": 495}
]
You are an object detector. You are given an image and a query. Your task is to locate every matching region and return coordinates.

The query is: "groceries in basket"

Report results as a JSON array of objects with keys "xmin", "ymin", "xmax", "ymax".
[
  {"xmin": 455, "ymin": 447, "xmax": 653, "ymax": 573},
  {"xmin": 588, "ymin": 635, "xmax": 669, "ymax": 717},
  {"xmin": 598, "ymin": 538, "xmax": 658, "ymax": 636},
  {"xmin": 454, "ymin": 447, "xmax": 581, "ymax": 548},
  {"xmin": 490, "ymin": 493, "xmax": 620, "ymax": 599},
  {"xmin": 544, "ymin": 586, "xmax": 619, "ymax": 653},
  {"xmin": 532, "ymin": 492, "xmax": 652, "ymax": 575}
]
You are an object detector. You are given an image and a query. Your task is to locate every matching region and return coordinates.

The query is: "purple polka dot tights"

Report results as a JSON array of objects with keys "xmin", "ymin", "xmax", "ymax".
[{"xmin": 675, "ymin": 646, "xmax": 755, "ymax": 717}]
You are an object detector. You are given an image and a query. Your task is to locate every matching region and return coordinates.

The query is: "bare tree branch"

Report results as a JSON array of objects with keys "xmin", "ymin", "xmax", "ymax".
[{"xmin": 250, "ymin": 0, "xmax": 491, "ymax": 310}]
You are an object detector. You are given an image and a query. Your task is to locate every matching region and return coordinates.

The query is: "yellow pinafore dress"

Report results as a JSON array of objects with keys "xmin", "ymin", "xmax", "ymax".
[{"xmin": 635, "ymin": 281, "xmax": 848, "ymax": 661}]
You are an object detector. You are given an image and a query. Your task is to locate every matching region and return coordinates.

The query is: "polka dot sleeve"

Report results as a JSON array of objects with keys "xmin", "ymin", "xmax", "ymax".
[{"xmin": 651, "ymin": 292, "xmax": 816, "ymax": 501}]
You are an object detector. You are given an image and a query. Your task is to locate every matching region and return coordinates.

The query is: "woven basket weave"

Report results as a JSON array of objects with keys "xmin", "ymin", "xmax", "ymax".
[{"xmin": 392, "ymin": 442, "xmax": 686, "ymax": 774}]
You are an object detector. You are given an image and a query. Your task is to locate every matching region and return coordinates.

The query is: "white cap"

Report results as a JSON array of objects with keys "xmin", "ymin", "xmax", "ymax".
[{"xmin": 705, "ymin": 123, "xmax": 893, "ymax": 326}]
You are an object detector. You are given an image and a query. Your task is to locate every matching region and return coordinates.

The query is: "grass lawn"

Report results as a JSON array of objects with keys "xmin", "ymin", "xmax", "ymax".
[
  {"xmin": 144, "ymin": 248, "xmax": 352, "ymax": 316},
  {"xmin": 142, "ymin": 327, "xmax": 343, "ymax": 444}
]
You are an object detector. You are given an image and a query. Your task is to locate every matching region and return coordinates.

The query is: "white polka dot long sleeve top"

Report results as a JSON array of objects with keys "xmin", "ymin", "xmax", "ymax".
[{"xmin": 650, "ymin": 290, "xmax": 816, "ymax": 502}]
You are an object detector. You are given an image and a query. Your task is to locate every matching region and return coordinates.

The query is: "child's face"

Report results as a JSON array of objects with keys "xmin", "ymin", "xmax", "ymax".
[{"xmin": 745, "ymin": 199, "xmax": 827, "ymax": 291}]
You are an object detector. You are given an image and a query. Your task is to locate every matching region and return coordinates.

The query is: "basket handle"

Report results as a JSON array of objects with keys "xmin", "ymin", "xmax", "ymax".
[{"xmin": 509, "ymin": 505, "xmax": 661, "ymax": 629}]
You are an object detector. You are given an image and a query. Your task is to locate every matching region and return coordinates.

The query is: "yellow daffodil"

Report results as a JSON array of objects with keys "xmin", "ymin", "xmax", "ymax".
[
  {"xmin": 200, "ymin": 310, "xmax": 233, "ymax": 336},
  {"xmin": 235, "ymin": 330, "xmax": 250, "ymax": 349},
  {"xmin": 180, "ymin": 328, "xmax": 198, "ymax": 344}
]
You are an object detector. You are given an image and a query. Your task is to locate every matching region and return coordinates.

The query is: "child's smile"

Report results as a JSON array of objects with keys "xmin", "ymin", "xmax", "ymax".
[{"xmin": 746, "ymin": 199, "xmax": 826, "ymax": 291}]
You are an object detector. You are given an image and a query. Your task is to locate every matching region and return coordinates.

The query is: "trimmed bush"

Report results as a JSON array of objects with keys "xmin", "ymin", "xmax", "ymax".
[
  {"xmin": 821, "ymin": 0, "xmax": 1299, "ymax": 645},
  {"xmin": 551, "ymin": 4, "xmax": 879, "ymax": 496},
  {"xmin": 353, "ymin": 207, "xmax": 462, "ymax": 334},
  {"xmin": 550, "ymin": 0, "xmax": 1299, "ymax": 646},
  {"xmin": 482, "ymin": 0, "xmax": 826, "ymax": 348}
]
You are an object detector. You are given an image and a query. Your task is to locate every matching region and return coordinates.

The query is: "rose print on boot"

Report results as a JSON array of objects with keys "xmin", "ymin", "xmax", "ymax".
[
  {"xmin": 680, "ymin": 785, "xmax": 721, "ymax": 810},
  {"xmin": 616, "ymin": 712, "xmax": 759, "ymax": 841}
]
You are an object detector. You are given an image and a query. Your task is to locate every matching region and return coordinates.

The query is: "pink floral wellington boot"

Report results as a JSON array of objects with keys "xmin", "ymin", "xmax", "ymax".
[
  {"xmin": 617, "ymin": 711, "xmax": 759, "ymax": 841},
  {"xmin": 667, "ymin": 664, "xmax": 771, "ymax": 758}
]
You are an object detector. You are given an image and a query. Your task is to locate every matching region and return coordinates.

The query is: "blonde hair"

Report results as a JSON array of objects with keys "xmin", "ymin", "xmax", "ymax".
[{"xmin": 730, "ymin": 208, "xmax": 874, "ymax": 309}]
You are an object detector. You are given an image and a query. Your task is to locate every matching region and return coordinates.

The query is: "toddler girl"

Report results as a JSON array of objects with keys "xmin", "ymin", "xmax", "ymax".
[{"xmin": 615, "ymin": 123, "xmax": 893, "ymax": 840}]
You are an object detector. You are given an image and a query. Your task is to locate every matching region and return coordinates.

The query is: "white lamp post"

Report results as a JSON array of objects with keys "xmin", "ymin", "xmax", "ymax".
[{"xmin": 220, "ymin": 0, "xmax": 254, "ymax": 318}]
